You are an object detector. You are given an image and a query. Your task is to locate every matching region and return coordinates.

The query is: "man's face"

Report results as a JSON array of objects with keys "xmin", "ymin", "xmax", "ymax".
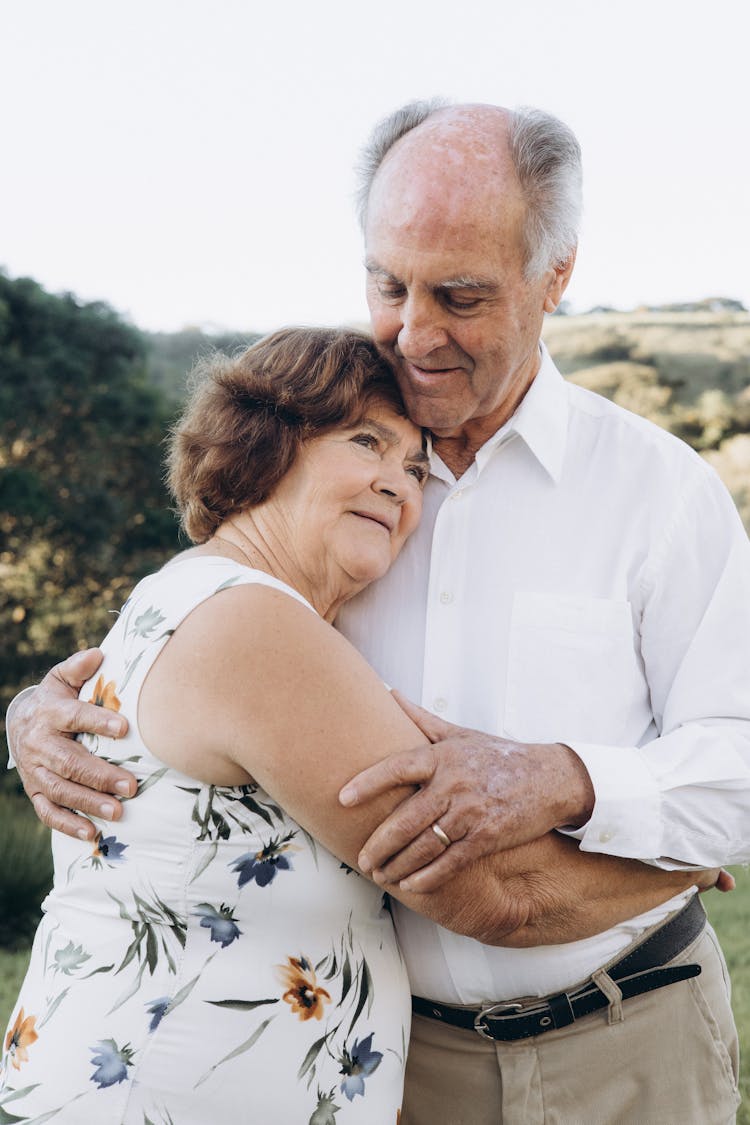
[{"xmin": 364, "ymin": 125, "xmax": 570, "ymax": 443}]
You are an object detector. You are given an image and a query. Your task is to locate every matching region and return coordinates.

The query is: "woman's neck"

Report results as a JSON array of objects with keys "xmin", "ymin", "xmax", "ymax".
[{"xmin": 199, "ymin": 516, "xmax": 355, "ymax": 623}]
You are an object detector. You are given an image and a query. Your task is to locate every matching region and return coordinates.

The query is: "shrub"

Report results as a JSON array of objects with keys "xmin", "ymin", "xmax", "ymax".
[{"xmin": 0, "ymin": 796, "xmax": 53, "ymax": 949}]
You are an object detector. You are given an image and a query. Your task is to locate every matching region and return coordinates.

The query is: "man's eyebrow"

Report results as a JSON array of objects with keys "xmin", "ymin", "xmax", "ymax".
[
  {"xmin": 439, "ymin": 275, "xmax": 497, "ymax": 292},
  {"xmin": 364, "ymin": 259, "xmax": 396, "ymax": 279},
  {"xmin": 364, "ymin": 260, "xmax": 496, "ymax": 294}
]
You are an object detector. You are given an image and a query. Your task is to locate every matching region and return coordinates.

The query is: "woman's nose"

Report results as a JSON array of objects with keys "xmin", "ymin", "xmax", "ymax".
[{"xmin": 375, "ymin": 470, "xmax": 407, "ymax": 504}]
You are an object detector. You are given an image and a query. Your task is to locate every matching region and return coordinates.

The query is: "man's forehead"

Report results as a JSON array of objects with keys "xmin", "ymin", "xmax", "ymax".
[
  {"xmin": 385, "ymin": 104, "xmax": 512, "ymax": 165},
  {"xmin": 366, "ymin": 125, "xmax": 524, "ymax": 250},
  {"xmin": 375, "ymin": 105, "xmax": 516, "ymax": 190}
]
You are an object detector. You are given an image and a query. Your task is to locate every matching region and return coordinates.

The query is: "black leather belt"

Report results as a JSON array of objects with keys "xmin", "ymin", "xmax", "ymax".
[{"xmin": 412, "ymin": 894, "xmax": 706, "ymax": 1042}]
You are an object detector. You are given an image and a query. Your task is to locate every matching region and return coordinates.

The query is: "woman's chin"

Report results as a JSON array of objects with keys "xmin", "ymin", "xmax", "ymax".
[{"xmin": 344, "ymin": 554, "xmax": 392, "ymax": 590}]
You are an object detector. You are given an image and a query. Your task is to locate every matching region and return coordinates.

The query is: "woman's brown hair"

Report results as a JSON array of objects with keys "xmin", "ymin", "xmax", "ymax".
[{"xmin": 167, "ymin": 326, "xmax": 407, "ymax": 543}]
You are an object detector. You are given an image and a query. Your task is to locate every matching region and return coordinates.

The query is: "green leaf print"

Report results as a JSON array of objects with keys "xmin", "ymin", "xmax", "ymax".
[
  {"xmin": 0, "ymin": 1108, "xmax": 25, "ymax": 1124},
  {"xmin": 189, "ymin": 841, "xmax": 218, "ymax": 883},
  {"xmin": 193, "ymin": 1016, "xmax": 276, "ymax": 1089},
  {"xmin": 297, "ymin": 1033, "xmax": 329, "ymax": 1081},
  {"xmin": 131, "ymin": 607, "xmax": 166, "ymax": 638},
  {"xmin": 0, "ymin": 1087, "xmax": 40, "ymax": 1108},
  {"xmin": 347, "ymin": 957, "xmax": 373, "ymax": 1039},
  {"xmin": 205, "ymin": 998, "xmax": 279, "ymax": 1012},
  {"xmin": 339, "ymin": 954, "xmax": 352, "ymax": 1005},
  {"xmin": 135, "ymin": 768, "xmax": 169, "ymax": 798},
  {"xmin": 37, "ymin": 988, "xmax": 69, "ymax": 1029}
]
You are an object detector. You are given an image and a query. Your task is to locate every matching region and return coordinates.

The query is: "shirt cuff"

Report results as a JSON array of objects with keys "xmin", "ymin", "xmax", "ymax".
[
  {"xmin": 4, "ymin": 685, "xmax": 37, "ymax": 768},
  {"xmin": 559, "ymin": 741, "xmax": 662, "ymax": 861}
]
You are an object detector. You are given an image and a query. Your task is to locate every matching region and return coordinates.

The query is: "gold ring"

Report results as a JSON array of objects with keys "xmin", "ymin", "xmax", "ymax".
[{"xmin": 431, "ymin": 823, "xmax": 452, "ymax": 848}]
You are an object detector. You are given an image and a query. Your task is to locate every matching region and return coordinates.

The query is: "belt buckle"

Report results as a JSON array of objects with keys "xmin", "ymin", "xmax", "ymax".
[{"xmin": 474, "ymin": 1001, "xmax": 523, "ymax": 1041}]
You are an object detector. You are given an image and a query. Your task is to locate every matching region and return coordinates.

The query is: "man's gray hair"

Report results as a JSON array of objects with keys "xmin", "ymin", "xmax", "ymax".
[{"xmin": 355, "ymin": 99, "xmax": 582, "ymax": 280}]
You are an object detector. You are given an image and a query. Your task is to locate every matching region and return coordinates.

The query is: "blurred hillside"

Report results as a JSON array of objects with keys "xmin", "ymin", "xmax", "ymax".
[
  {"xmin": 145, "ymin": 327, "xmax": 259, "ymax": 403},
  {"xmin": 543, "ymin": 307, "xmax": 750, "ymax": 529}
]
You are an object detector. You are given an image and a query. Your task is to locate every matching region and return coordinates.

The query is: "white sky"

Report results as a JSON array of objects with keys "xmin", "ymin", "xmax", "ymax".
[{"xmin": 1, "ymin": 0, "xmax": 748, "ymax": 333}]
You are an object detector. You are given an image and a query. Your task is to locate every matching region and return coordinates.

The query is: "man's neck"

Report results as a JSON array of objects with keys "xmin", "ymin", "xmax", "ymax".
[
  {"xmin": 432, "ymin": 357, "xmax": 541, "ymax": 478},
  {"xmin": 432, "ymin": 436, "xmax": 487, "ymax": 479}
]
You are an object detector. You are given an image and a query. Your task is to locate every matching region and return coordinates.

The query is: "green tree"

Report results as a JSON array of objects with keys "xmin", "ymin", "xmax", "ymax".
[{"xmin": 0, "ymin": 273, "xmax": 180, "ymax": 752}]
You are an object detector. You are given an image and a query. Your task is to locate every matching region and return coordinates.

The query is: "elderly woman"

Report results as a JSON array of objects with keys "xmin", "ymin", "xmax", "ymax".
[{"xmin": 2, "ymin": 328, "xmax": 708, "ymax": 1124}]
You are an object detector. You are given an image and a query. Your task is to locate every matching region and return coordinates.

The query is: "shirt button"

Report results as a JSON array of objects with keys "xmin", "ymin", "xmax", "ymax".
[
  {"xmin": 439, "ymin": 591, "xmax": 454, "ymax": 605},
  {"xmin": 434, "ymin": 697, "xmax": 448, "ymax": 713},
  {"xmin": 450, "ymin": 490, "xmax": 463, "ymax": 500},
  {"xmin": 598, "ymin": 830, "xmax": 613, "ymax": 843}
]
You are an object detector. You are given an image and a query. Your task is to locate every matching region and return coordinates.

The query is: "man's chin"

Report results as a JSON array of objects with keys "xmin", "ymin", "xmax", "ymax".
[{"xmin": 402, "ymin": 397, "xmax": 469, "ymax": 435}]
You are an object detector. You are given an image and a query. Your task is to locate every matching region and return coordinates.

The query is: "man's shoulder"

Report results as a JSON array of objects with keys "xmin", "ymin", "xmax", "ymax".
[{"xmin": 564, "ymin": 379, "xmax": 710, "ymax": 481}]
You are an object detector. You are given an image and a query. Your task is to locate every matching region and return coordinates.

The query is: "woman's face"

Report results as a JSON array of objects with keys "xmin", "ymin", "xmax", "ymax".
[{"xmin": 271, "ymin": 397, "xmax": 428, "ymax": 594}]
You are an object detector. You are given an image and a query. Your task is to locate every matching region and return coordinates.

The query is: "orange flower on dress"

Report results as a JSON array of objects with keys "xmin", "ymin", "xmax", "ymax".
[
  {"xmin": 4, "ymin": 1007, "xmax": 38, "ymax": 1070},
  {"xmin": 91, "ymin": 675, "xmax": 121, "ymax": 711},
  {"xmin": 277, "ymin": 955, "xmax": 331, "ymax": 1021}
]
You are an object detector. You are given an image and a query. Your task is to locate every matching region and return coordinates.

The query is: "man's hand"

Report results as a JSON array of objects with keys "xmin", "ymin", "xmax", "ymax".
[
  {"xmin": 339, "ymin": 692, "xmax": 594, "ymax": 892},
  {"xmin": 9, "ymin": 649, "xmax": 136, "ymax": 840}
]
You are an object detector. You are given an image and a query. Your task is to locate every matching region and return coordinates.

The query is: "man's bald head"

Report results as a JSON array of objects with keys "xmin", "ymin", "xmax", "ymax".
[{"xmin": 356, "ymin": 100, "xmax": 582, "ymax": 280}]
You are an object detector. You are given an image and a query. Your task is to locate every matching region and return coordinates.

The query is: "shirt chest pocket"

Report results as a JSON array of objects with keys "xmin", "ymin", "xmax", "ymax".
[{"xmin": 503, "ymin": 592, "xmax": 649, "ymax": 745}]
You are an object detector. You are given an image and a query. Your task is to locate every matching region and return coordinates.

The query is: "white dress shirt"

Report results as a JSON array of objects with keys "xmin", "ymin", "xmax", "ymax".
[{"xmin": 336, "ymin": 344, "xmax": 750, "ymax": 1003}]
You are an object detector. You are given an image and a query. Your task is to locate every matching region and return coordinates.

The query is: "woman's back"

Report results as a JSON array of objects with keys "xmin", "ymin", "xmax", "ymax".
[{"xmin": 1, "ymin": 558, "xmax": 409, "ymax": 1124}]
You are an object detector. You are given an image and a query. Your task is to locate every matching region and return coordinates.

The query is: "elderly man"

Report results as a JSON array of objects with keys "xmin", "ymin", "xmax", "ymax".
[{"xmin": 7, "ymin": 101, "xmax": 750, "ymax": 1123}]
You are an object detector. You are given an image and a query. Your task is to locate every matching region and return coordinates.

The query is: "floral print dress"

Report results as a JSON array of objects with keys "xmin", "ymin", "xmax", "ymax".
[{"xmin": 1, "ymin": 558, "xmax": 410, "ymax": 1124}]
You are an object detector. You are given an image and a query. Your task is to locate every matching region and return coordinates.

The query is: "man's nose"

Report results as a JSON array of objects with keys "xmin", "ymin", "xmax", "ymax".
[{"xmin": 397, "ymin": 295, "xmax": 448, "ymax": 358}]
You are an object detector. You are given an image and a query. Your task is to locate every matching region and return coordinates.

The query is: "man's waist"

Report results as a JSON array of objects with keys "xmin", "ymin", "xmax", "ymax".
[
  {"xmin": 392, "ymin": 888, "xmax": 695, "ymax": 1003},
  {"xmin": 412, "ymin": 894, "xmax": 706, "ymax": 1042}
]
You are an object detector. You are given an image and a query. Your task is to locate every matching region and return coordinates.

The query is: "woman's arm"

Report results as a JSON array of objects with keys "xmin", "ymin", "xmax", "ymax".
[{"xmin": 139, "ymin": 584, "xmax": 713, "ymax": 947}]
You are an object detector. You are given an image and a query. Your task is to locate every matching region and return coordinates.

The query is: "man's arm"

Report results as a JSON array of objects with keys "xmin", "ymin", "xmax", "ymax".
[
  {"xmin": 7, "ymin": 649, "xmax": 136, "ymax": 840},
  {"xmin": 8, "ymin": 627, "xmax": 728, "ymax": 944},
  {"xmin": 341, "ymin": 693, "xmax": 594, "ymax": 891},
  {"xmin": 341, "ymin": 465, "xmax": 750, "ymax": 893}
]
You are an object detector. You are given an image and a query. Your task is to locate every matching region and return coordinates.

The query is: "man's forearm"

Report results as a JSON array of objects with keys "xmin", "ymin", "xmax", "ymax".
[{"xmin": 467, "ymin": 833, "xmax": 708, "ymax": 948}]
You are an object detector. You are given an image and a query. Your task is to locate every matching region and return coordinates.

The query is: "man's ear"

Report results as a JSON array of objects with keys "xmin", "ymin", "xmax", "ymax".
[{"xmin": 543, "ymin": 247, "xmax": 577, "ymax": 313}]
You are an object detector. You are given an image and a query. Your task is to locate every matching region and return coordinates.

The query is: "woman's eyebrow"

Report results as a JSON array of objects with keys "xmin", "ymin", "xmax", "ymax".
[{"xmin": 361, "ymin": 418, "xmax": 429, "ymax": 463}]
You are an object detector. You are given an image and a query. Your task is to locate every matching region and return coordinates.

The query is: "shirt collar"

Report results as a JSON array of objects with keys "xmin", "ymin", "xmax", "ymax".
[
  {"xmin": 429, "ymin": 342, "xmax": 569, "ymax": 485},
  {"xmin": 503, "ymin": 341, "xmax": 569, "ymax": 483}
]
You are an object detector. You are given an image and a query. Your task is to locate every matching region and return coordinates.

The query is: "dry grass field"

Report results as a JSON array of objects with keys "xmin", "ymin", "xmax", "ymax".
[{"xmin": 544, "ymin": 308, "xmax": 750, "ymax": 532}]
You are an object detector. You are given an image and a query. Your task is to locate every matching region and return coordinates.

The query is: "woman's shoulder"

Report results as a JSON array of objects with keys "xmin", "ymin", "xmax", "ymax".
[{"xmin": 119, "ymin": 555, "xmax": 316, "ymax": 640}]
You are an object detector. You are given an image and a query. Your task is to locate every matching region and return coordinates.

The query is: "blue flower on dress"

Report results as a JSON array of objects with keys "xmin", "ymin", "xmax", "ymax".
[
  {"xmin": 339, "ymin": 1033, "xmax": 383, "ymax": 1101},
  {"xmin": 89, "ymin": 1039, "xmax": 135, "ymax": 1088},
  {"xmin": 193, "ymin": 903, "xmax": 242, "ymax": 947},
  {"xmin": 230, "ymin": 831, "xmax": 297, "ymax": 888},
  {"xmin": 88, "ymin": 832, "xmax": 128, "ymax": 870},
  {"xmin": 145, "ymin": 996, "xmax": 170, "ymax": 1031}
]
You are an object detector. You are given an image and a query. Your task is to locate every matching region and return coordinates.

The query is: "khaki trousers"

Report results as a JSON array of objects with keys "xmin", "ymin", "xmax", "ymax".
[{"xmin": 401, "ymin": 925, "xmax": 740, "ymax": 1125}]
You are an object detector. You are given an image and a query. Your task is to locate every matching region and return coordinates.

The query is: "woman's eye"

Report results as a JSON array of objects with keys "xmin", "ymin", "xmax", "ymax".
[
  {"xmin": 351, "ymin": 432, "xmax": 378, "ymax": 449},
  {"xmin": 406, "ymin": 464, "xmax": 428, "ymax": 484}
]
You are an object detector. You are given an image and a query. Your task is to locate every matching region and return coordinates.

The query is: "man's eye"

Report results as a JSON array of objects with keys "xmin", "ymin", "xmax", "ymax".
[
  {"xmin": 378, "ymin": 284, "xmax": 406, "ymax": 301},
  {"xmin": 446, "ymin": 295, "xmax": 481, "ymax": 311}
]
